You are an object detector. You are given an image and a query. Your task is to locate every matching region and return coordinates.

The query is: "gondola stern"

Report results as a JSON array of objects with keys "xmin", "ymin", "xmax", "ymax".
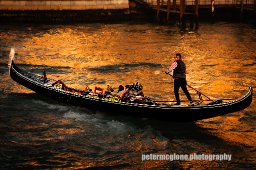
[{"xmin": 247, "ymin": 86, "xmax": 253, "ymax": 107}]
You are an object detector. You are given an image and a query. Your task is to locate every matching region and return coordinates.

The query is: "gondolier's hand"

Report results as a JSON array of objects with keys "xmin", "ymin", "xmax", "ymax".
[
  {"xmin": 165, "ymin": 69, "xmax": 170, "ymax": 74},
  {"xmin": 165, "ymin": 69, "xmax": 173, "ymax": 76}
]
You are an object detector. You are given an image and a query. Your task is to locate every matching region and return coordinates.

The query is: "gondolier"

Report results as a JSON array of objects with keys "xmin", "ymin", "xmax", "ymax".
[{"xmin": 166, "ymin": 53, "xmax": 193, "ymax": 105}]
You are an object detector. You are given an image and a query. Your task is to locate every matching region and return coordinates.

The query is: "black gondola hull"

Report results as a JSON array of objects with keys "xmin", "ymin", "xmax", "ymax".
[{"xmin": 9, "ymin": 60, "xmax": 253, "ymax": 122}]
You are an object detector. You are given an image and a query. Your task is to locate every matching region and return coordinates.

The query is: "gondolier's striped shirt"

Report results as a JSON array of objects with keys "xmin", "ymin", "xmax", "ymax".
[
  {"xmin": 169, "ymin": 61, "xmax": 178, "ymax": 70},
  {"xmin": 168, "ymin": 60, "xmax": 186, "ymax": 79}
]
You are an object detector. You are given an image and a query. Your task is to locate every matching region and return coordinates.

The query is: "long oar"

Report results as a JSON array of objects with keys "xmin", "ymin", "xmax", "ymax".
[
  {"xmin": 186, "ymin": 84, "xmax": 211, "ymax": 101},
  {"xmin": 165, "ymin": 72, "xmax": 212, "ymax": 101}
]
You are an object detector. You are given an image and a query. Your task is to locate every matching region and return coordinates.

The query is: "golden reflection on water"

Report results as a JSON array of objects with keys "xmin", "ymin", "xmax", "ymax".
[{"xmin": 2, "ymin": 23, "xmax": 256, "ymax": 168}]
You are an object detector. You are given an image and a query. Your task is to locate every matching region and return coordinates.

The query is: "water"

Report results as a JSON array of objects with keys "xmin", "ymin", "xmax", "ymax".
[{"xmin": 0, "ymin": 22, "xmax": 255, "ymax": 169}]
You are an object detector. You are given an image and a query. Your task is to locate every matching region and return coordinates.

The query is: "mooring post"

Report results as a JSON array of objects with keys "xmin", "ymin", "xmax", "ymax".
[
  {"xmin": 195, "ymin": 0, "xmax": 199, "ymax": 30},
  {"xmin": 180, "ymin": 0, "xmax": 186, "ymax": 29},
  {"xmin": 167, "ymin": 0, "xmax": 171, "ymax": 23},
  {"xmin": 173, "ymin": 0, "xmax": 176, "ymax": 10},
  {"xmin": 190, "ymin": 0, "xmax": 198, "ymax": 31},
  {"xmin": 211, "ymin": 0, "xmax": 215, "ymax": 23},
  {"xmin": 240, "ymin": 0, "xmax": 244, "ymax": 20},
  {"xmin": 157, "ymin": 0, "xmax": 160, "ymax": 20},
  {"xmin": 195, "ymin": 0, "xmax": 198, "ymax": 17},
  {"xmin": 180, "ymin": 0, "xmax": 184, "ymax": 20}
]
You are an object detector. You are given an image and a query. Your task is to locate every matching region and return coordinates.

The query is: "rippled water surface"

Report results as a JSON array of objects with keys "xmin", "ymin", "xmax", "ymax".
[{"xmin": 0, "ymin": 22, "xmax": 255, "ymax": 169}]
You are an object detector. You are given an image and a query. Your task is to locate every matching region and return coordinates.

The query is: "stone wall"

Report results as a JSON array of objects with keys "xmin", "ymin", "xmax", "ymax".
[{"xmin": 0, "ymin": 0, "xmax": 129, "ymax": 10}]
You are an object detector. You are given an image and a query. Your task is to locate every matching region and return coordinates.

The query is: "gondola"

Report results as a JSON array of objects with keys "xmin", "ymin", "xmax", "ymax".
[{"xmin": 9, "ymin": 59, "xmax": 253, "ymax": 122}]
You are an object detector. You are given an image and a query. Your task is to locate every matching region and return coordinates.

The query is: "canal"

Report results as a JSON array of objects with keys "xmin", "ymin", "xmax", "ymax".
[{"xmin": 0, "ymin": 21, "xmax": 255, "ymax": 168}]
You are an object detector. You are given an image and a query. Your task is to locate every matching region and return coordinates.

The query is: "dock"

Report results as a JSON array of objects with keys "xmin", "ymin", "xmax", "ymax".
[
  {"xmin": 132, "ymin": 0, "xmax": 256, "ymax": 23},
  {"xmin": 0, "ymin": 0, "xmax": 255, "ymax": 23}
]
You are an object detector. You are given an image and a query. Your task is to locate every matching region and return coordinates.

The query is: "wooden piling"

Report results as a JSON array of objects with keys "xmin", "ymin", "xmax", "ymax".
[
  {"xmin": 180, "ymin": 0, "xmax": 186, "ymax": 29},
  {"xmin": 240, "ymin": 0, "xmax": 244, "ymax": 14},
  {"xmin": 211, "ymin": 0, "xmax": 215, "ymax": 23},
  {"xmin": 167, "ymin": 0, "xmax": 171, "ymax": 23},
  {"xmin": 180, "ymin": 0, "xmax": 186, "ymax": 18},
  {"xmin": 195, "ymin": 0, "xmax": 199, "ymax": 30},
  {"xmin": 173, "ymin": 0, "xmax": 176, "ymax": 10},
  {"xmin": 161, "ymin": 0, "xmax": 164, "ymax": 6},
  {"xmin": 195, "ymin": 0, "xmax": 198, "ymax": 17},
  {"xmin": 157, "ymin": 0, "xmax": 160, "ymax": 20},
  {"xmin": 240, "ymin": 0, "xmax": 244, "ymax": 20}
]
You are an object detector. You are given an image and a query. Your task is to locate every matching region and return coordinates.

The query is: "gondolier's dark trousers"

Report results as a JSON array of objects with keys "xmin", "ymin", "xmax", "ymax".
[{"xmin": 174, "ymin": 78, "xmax": 192, "ymax": 103}]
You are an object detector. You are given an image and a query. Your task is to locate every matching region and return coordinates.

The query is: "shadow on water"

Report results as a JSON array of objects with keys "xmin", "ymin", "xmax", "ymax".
[
  {"xmin": 16, "ymin": 63, "xmax": 71, "ymax": 75},
  {"xmin": 87, "ymin": 63, "xmax": 162, "ymax": 73}
]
